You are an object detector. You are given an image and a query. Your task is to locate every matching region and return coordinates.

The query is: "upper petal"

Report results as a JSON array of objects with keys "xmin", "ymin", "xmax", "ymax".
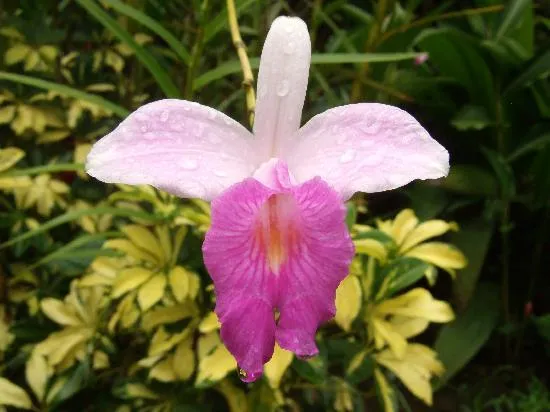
[
  {"xmin": 253, "ymin": 16, "xmax": 311, "ymax": 159},
  {"xmin": 86, "ymin": 99, "xmax": 259, "ymax": 201},
  {"xmin": 285, "ymin": 103, "xmax": 449, "ymax": 200}
]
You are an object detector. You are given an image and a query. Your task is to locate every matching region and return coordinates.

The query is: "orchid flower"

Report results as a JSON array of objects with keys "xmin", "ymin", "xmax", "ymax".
[{"xmin": 86, "ymin": 16, "xmax": 449, "ymax": 382}]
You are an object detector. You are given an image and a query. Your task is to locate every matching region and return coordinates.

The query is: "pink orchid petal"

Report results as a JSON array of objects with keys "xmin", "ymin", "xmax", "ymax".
[
  {"xmin": 86, "ymin": 99, "xmax": 258, "ymax": 201},
  {"xmin": 203, "ymin": 160, "xmax": 353, "ymax": 380},
  {"xmin": 285, "ymin": 103, "xmax": 449, "ymax": 200},
  {"xmin": 276, "ymin": 176, "xmax": 354, "ymax": 356},
  {"xmin": 253, "ymin": 17, "xmax": 311, "ymax": 159}
]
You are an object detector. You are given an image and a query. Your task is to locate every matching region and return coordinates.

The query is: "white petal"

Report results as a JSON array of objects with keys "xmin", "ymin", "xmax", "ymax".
[
  {"xmin": 286, "ymin": 103, "xmax": 449, "ymax": 200},
  {"xmin": 253, "ymin": 16, "xmax": 311, "ymax": 159},
  {"xmin": 86, "ymin": 99, "xmax": 259, "ymax": 201}
]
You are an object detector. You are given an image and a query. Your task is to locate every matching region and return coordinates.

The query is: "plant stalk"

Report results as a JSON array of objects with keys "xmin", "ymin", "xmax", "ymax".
[{"xmin": 226, "ymin": 0, "xmax": 256, "ymax": 127}]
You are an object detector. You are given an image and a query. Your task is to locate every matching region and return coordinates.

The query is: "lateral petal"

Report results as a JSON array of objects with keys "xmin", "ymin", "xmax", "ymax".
[
  {"xmin": 276, "ymin": 176, "xmax": 354, "ymax": 356},
  {"xmin": 286, "ymin": 103, "xmax": 449, "ymax": 200},
  {"xmin": 86, "ymin": 99, "xmax": 258, "ymax": 201}
]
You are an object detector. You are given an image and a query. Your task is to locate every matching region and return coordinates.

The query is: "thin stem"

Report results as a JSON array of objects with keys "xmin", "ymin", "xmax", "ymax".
[
  {"xmin": 184, "ymin": 0, "xmax": 209, "ymax": 99},
  {"xmin": 378, "ymin": 4, "xmax": 505, "ymax": 45},
  {"xmin": 226, "ymin": 0, "xmax": 255, "ymax": 127},
  {"xmin": 495, "ymin": 85, "xmax": 511, "ymax": 359}
]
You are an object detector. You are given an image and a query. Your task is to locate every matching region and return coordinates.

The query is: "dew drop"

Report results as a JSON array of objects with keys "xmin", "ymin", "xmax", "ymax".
[
  {"xmin": 181, "ymin": 159, "xmax": 198, "ymax": 170},
  {"xmin": 237, "ymin": 367, "xmax": 248, "ymax": 381},
  {"xmin": 208, "ymin": 109, "xmax": 217, "ymax": 120},
  {"xmin": 283, "ymin": 41, "xmax": 295, "ymax": 55},
  {"xmin": 183, "ymin": 105, "xmax": 191, "ymax": 111},
  {"xmin": 193, "ymin": 124, "xmax": 204, "ymax": 138},
  {"xmin": 339, "ymin": 149, "xmax": 356, "ymax": 164},
  {"xmin": 223, "ymin": 116, "xmax": 232, "ymax": 125},
  {"xmin": 360, "ymin": 139, "xmax": 375, "ymax": 148},
  {"xmin": 277, "ymin": 80, "xmax": 290, "ymax": 97},
  {"xmin": 214, "ymin": 170, "xmax": 227, "ymax": 177},
  {"xmin": 140, "ymin": 124, "xmax": 148, "ymax": 133},
  {"xmin": 208, "ymin": 134, "xmax": 221, "ymax": 144},
  {"xmin": 258, "ymin": 84, "xmax": 267, "ymax": 97},
  {"xmin": 160, "ymin": 110, "xmax": 169, "ymax": 122},
  {"xmin": 284, "ymin": 25, "xmax": 293, "ymax": 33},
  {"xmin": 363, "ymin": 151, "xmax": 384, "ymax": 166}
]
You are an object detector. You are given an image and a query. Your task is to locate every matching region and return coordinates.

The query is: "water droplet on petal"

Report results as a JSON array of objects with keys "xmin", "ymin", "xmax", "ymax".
[
  {"xmin": 363, "ymin": 151, "xmax": 384, "ymax": 166},
  {"xmin": 208, "ymin": 109, "xmax": 217, "ymax": 120},
  {"xmin": 360, "ymin": 139, "xmax": 375, "ymax": 148},
  {"xmin": 258, "ymin": 84, "xmax": 267, "ymax": 97},
  {"xmin": 339, "ymin": 149, "xmax": 356, "ymax": 164},
  {"xmin": 284, "ymin": 41, "xmax": 295, "ymax": 55},
  {"xmin": 183, "ymin": 105, "xmax": 191, "ymax": 111},
  {"xmin": 160, "ymin": 110, "xmax": 169, "ymax": 122},
  {"xmin": 277, "ymin": 80, "xmax": 289, "ymax": 97},
  {"xmin": 181, "ymin": 159, "xmax": 198, "ymax": 170},
  {"xmin": 140, "ymin": 124, "xmax": 148, "ymax": 133},
  {"xmin": 284, "ymin": 25, "xmax": 293, "ymax": 33},
  {"xmin": 208, "ymin": 134, "xmax": 221, "ymax": 144},
  {"xmin": 214, "ymin": 170, "xmax": 227, "ymax": 177},
  {"xmin": 238, "ymin": 367, "xmax": 248, "ymax": 381},
  {"xmin": 337, "ymin": 136, "xmax": 347, "ymax": 145},
  {"xmin": 223, "ymin": 117, "xmax": 232, "ymax": 125}
]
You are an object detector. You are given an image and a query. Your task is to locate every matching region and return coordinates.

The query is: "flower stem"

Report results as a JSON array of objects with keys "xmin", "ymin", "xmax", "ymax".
[{"xmin": 226, "ymin": 0, "xmax": 256, "ymax": 127}]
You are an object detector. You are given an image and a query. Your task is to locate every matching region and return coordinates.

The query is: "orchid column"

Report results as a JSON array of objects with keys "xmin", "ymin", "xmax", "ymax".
[{"xmin": 86, "ymin": 17, "xmax": 449, "ymax": 382}]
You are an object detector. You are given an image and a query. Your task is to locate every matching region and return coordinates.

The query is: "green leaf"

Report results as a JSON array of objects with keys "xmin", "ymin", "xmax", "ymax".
[
  {"xmin": 451, "ymin": 105, "xmax": 492, "ymax": 131},
  {"xmin": 76, "ymin": 0, "xmax": 181, "ymax": 98},
  {"xmin": 439, "ymin": 164, "xmax": 499, "ymax": 197},
  {"xmin": 102, "ymin": 0, "xmax": 190, "ymax": 64},
  {"xmin": 0, "ymin": 71, "xmax": 128, "ymax": 118},
  {"xmin": 353, "ymin": 229, "xmax": 394, "ymax": 245},
  {"xmin": 31, "ymin": 232, "xmax": 120, "ymax": 269},
  {"xmin": 508, "ymin": 132, "xmax": 550, "ymax": 162},
  {"xmin": 0, "ymin": 207, "xmax": 162, "ymax": 249},
  {"xmin": 533, "ymin": 314, "xmax": 550, "ymax": 341},
  {"xmin": 505, "ymin": 48, "xmax": 550, "ymax": 95},
  {"xmin": 2, "ymin": 163, "xmax": 83, "ymax": 177},
  {"xmin": 386, "ymin": 258, "xmax": 431, "ymax": 296},
  {"xmin": 415, "ymin": 28, "xmax": 494, "ymax": 111},
  {"xmin": 495, "ymin": 0, "xmax": 531, "ymax": 41},
  {"xmin": 433, "ymin": 282, "xmax": 499, "ymax": 389},
  {"xmin": 193, "ymin": 53, "xmax": 423, "ymax": 90},
  {"xmin": 448, "ymin": 218, "xmax": 494, "ymax": 309},
  {"xmin": 481, "ymin": 147, "xmax": 516, "ymax": 198},
  {"xmin": 345, "ymin": 202, "xmax": 357, "ymax": 231},
  {"xmin": 48, "ymin": 361, "xmax": 91, "ymax": 407},
  {"xmin": 292, "ymin": 355, "xmax": 327, "ymax": 384}
]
